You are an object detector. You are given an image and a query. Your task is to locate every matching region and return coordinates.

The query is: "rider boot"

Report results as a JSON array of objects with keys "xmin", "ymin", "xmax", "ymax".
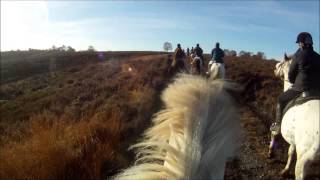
[
  {"xmin": 268, "ymin": 103, "xmax": 282, "ymax": 158},
  {"xmin": 271, "ymin": 103, "xmax": 282, "ymax": 135}
]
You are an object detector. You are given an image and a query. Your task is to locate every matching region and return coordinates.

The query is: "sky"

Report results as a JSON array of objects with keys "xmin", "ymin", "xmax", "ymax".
[{"xmin": 1, "ymin": 0, "xmax": 319, "ymax": 60}]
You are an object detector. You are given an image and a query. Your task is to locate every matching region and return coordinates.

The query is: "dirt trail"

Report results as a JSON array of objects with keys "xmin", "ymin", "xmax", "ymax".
[{"xmin": 225, "ymin": 106, "xmax": 293, "ymax": 180}]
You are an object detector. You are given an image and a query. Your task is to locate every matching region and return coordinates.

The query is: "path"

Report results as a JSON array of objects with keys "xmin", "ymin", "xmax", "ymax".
[{"xmin": 225, "ymin": 106, "xmax": 293, "ymax": 180}]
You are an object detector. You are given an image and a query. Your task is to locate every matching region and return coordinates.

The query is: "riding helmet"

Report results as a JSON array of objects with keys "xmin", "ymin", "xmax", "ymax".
[{"xmin": 296, "ymin": 32, "xmax": 313, "ymax": 45}]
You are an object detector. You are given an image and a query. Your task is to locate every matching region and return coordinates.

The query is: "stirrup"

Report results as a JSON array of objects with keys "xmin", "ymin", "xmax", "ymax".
[{"xmin": 270, "ymin": 122, "xmax": 281, "ymax": 135}]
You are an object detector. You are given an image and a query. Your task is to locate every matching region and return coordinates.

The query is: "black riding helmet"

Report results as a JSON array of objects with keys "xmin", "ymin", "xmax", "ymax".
[{"xmin": 296, "ymin": 32, "xmax": 313, "ymax": 45}]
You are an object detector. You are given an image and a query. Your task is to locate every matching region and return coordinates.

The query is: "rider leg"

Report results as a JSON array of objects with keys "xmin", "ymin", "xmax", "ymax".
[
  {"xmin": 272, "ymin": 89, "xmax": 302, "ymax": 133},
  {"xmin": 268, "ymin": 89, "xmax": 301, "ymax": 158}
]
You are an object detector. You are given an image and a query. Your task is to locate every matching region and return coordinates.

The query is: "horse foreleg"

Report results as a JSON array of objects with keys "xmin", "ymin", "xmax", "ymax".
[{"xmin": 280, "ymin": 144, "xmax": 296, "ymax": 177}]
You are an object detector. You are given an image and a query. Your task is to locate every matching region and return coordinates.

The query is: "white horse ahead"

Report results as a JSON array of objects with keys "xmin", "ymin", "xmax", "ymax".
[
  {"xmin": 270, "ymin": 58, "xmax": 320, "ymax": 180},
  {"xmin": 207, "ymin": 60, "xmax": 225, "ymax": 80},
  {"xmin": 114, "ymin": 74, "xmax": 240, "ymax": 180}
]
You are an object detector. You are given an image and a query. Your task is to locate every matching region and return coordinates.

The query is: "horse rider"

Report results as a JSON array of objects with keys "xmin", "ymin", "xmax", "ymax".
[
  {"xmin": 191, "ymin": 54, "xmax": 203, "ymax": 75},
  {"xmin": 211, "ymin": 42, "xmax": 225, "ymax": 64},
  {"xmin": 186, "ymin": 47, "xmax": 190, "ymax": 57},
  {"xmin": 172, "ymin": 43, "xmax": 186, "ymax": 72},
  {"xmin": 194, "ymin": 44, "xmax": 204, "ymax": 66},
  {"xmin": 270, "ymin": 32, "xmax": 320, "ymax": 145}
]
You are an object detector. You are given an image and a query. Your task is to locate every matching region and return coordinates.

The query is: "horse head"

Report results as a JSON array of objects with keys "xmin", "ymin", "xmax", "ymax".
[{"xmin": 274, "ymin": 54, "xmax": 292, "ymax": 91}]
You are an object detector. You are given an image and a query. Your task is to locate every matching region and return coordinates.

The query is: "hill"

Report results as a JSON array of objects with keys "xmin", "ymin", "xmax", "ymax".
[{"xmin": 0, "ymin": 51, "xmax": 282, "ymax": 179}]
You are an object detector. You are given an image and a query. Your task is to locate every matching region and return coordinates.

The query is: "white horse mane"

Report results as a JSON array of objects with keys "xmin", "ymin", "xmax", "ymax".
[
  {"xmin": 114, "ymin": 74, "xmax": 240, "ymax": 179},
  {"xmin": 274, "ymin": 59, "xmax": 292, "ymax": 91}
]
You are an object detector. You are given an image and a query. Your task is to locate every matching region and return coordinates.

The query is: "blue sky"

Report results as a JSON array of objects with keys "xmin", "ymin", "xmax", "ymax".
[{"xmin": 1, "ymin": 0, "xmax": 319, "ymax": 60}]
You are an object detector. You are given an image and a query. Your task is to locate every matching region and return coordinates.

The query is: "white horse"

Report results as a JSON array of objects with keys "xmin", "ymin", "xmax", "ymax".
[
  {"xmin": 207, "ymin": 60, "xmax": 225, "ymax": 80},
  {"xmin": 114, "ymin": 74, "xmax": 240, "ymax": 180},
  {"xmin": 270, "ymin": 58, "xmax": 320, "ymax": 180}
]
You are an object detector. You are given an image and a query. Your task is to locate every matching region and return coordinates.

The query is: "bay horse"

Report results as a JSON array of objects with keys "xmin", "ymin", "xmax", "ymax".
[
  {"xmin": 190, "ymin": 55, "xmax": 203, "ymax": 75},
  {"xmin": 269, "ymin": 57, "xmax": 320, "ymax": 180},
  {"xmin": 114, "ymin": 74, "xmax": 240, "ymax": 179}
]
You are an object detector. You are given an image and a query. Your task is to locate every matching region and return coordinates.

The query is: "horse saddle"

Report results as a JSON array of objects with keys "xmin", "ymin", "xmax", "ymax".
[{"xmin": 283, "ymin": 90, "xmax": 320, "ymax": 115}]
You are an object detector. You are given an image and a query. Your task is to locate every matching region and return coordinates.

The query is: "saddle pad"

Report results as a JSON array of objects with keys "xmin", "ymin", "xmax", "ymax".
[{"xmin": 283, "ymin": 94, "xmax": 320, "ymax": 115}]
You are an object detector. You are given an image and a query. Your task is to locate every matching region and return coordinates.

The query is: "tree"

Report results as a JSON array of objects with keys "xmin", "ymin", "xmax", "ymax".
[
  {"xmin": 256, "ymin": 51, "xmax": 266, "ymax": 59},
  {"xmin": 223, "ymin": 49, "xmax": 237, "ymax": 57},
  {"xmin": 51, "ymin": 45, "xmax": 57, "ymax": 51},
  {"xmin": 67, "ymin": 46, "xmax": 76, "ymax": 52},
  {"xmin": 230, "ymin": 50, "xmax": 237, "ymax": 57},
  {"xmin": 88, "ymin": 45, "xmax": 95, "ymax": 52},
  {"xmin": 239, "ymin": 51, "xmax": 252, "ymax": 58},
  {"xmin": 163, "ymin": 42, "xmax": 172, "ymax": 52},
  {"xmin": 223, "ymin": 49, "xmax": 230, "ymax": 56}
]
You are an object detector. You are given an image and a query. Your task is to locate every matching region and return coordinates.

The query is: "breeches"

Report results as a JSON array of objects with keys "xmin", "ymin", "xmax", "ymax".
[{"xmin": 278, "ymin": 89, "xmax": 301, "ymax": 109}]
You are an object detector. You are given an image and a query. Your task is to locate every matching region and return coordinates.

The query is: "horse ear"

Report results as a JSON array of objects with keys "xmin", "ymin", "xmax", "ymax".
[{"xmin": 284, "ymin": 53, "xmax": 290, "ymax": 61}]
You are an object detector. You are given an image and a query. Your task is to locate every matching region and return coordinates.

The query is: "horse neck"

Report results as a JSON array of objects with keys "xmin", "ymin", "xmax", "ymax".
[
  {"xmin": 275, "ymin": 60, "xmax": 292, "ymax": 91},
  {"xmin": 182, "ymin": 79, "xmax": 240, "ymax": 179},
  {"xmin": 282, "ymin": 61, "xmax": 292, "ymax": 91},
  {"xmin": 114, "ymin": 74, "xmax": 240, "ymax": 180}
]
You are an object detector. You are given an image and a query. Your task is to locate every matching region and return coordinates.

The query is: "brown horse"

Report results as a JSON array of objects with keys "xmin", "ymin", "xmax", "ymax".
[
  {"xmin": 168, "ymin": 57, "xmax": 187, "ymax": 75},
  {"xmin": 190, "ymin": 56, "xmax": 203, "ymax": 75}
]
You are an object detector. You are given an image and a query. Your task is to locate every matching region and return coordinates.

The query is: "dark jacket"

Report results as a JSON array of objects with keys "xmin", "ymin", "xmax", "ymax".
[
  {"xmin": 194, "ymin": 47, "xmax": 204, "ymax": 66},
  {"xmin": 288, "ymin": 47, "xmax": 320, "ymax": 91},
  {"xmin": 194, "ymin": 46, "xmax": 203, "ymax": 57},
  {"xmin": 174, "ymin": 48, "xmax": 185, "ymax": 60},
  {"xmin": 211, "ymin": 48, "xmax": 225, "ymax": 63}
]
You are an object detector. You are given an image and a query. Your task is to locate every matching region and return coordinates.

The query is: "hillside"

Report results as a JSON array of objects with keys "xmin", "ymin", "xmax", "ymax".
[
  {"xmin": 0, "ymin": 51, "xmax": 285, "ymax": 179},
  {"xmin": 0, "ymin": 51, "xmax": 172, "ymax": 179}
]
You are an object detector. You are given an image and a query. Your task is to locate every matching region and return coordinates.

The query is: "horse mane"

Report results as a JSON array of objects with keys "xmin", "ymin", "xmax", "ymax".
[
  {"xmin": 113, "ymin": 74, "xmax": 240, "ymax": 180},
  {"xmin": 274, "ymin": 59, "xmax": 291, "ymax": 78},
  {"xmin": 274, "ymin": 59, "xmax": 292, "ymax": 91}
]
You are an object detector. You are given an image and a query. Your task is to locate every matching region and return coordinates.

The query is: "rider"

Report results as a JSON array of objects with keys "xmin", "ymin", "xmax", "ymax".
[
  {"xmin": 211, "ymin": 42, "xmax": 225, "ymax": 64},
  {"xmin": 194, "ymin": 44, "xmax": 204, "ymax": 66},
  {"xmin": 191, "ymin": 54, "xmax": 203, "ymax": 75},
  {"xmin": 172, "ymin": 43, "xmax": 186, "ymax": 72},
  {"xmin": 270, "ymin": 32, "xmax": 320, "ymax": 144}
]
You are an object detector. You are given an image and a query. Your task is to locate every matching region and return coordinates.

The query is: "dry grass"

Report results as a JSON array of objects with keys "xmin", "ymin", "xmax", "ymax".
[
  {"xmin": 0, "ymin": 52, "xmax": 171, "ymax": 180},
  {"xmin": 0, "ymin": 51, "xmax": 283, "ymax": 180},
  {"xmin": 0, "ymin": 111, "xmax": 124, "ymax": 180}
]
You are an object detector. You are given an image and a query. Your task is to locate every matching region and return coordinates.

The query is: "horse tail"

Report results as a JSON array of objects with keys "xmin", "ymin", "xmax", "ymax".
[{"xmin": 113, "ymin": 74, "xmax": 240, "ymax": 180}]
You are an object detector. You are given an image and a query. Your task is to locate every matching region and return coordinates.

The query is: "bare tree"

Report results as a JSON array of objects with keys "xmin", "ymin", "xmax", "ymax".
[{"xmin": 163, "ymin": 42, "xmax": 172, "ymax": 52}]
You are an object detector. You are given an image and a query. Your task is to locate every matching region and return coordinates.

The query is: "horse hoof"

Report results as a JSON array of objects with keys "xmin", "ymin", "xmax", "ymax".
[{"xmin": 280, "ymin": 169, "xmax": 289, "ymax": 177}]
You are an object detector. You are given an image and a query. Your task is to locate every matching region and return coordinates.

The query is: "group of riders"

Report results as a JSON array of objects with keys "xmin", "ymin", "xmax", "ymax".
[
  {"xmin": 170, "ymin": 32, "xmax": 320, "ymax": 158},
  {"xmin": 171, "ymin": 42, "xmax": 225, "ymax": 76}
]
